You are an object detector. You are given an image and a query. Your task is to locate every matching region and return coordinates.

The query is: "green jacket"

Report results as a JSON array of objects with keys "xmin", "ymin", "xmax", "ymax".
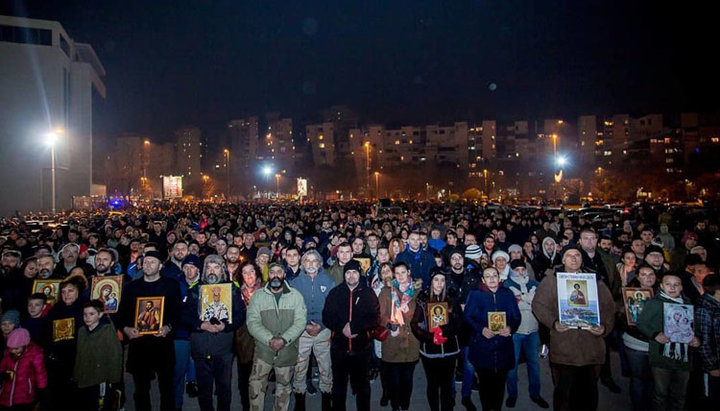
[
  {"xmin": 637, "ymin": 293, "xmax": 695, "ymax": 371},
  {"xmin": 327, "ymin": 261, "xmax": 345, "ymax": 285},
  {"xmin": 73, "ymin": 320, "xmax": 123, "ymax": 388},
  {"xmin": 246, "ymin": 281, "xmax": 307, "ymax": 367}
]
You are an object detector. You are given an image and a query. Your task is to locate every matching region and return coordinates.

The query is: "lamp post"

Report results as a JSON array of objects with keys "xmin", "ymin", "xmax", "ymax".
[
  {"xmin": 46, "ymin": 128, "xmax": 63, "ymax": 214},
  {"xmin": 364, "ymin": 142, "xmax": 371, "ymax": 199},
  {"xmin": 224, "ymin": 149, "xmax": 230, "ymax": 200},
  {"xmin": 483, "ymin": 169, "xmax": 488, "ymax": 194},
  {"xmin": 275, "ymin": 173, "xmax": 281, "ymax": 198},
  {"xmin": 374, "ymin": 171, "xmax": 380, "ymax": 199},
  {"xmin": 262, "ymin": 165, "xmax": 273, "ymax": 198}
]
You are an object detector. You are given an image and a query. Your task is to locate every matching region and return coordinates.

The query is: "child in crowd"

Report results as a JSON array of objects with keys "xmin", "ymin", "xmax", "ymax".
[
  {"xmin": 0, "ymin": 328, "xmax": 47, "ymax": 410},
  {"xmin": 0, "ymin": 310, "xmax": 19, "ymax": 353},
  {"xmin": 74, "ymin": 300, "xmax": 123, "ymax": 410},
  {"xmin": 21, "ymin": 293, "xmax": 49, "ymax": 344}
]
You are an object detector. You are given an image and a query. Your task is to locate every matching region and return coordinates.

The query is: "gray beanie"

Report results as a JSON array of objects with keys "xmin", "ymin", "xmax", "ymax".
[{"xmin": 1, "ymin": 310, "xmax": 21, "ymax": 327}]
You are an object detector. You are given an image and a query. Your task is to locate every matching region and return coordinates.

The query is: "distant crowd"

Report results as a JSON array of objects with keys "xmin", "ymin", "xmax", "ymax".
[{"xmin": 0, "ymin": 201, "xmax": 718, "ymax": 411}]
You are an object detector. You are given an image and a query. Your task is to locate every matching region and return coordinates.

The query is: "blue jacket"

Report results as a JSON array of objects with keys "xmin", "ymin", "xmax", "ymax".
[
  {"xmin": 175, "ymin": 278, "xmax": 200, "ymax": 340},
  {"xmin": 395, "ymin": 248, "xmax": 436, "ymax": 289},
  {"xmin": 289, "ymin": 269, "xmax": 336, "ymax": 329},
  {"xmin": 464, "ymin": 284, "xmax": 521, "ymax": 370}
]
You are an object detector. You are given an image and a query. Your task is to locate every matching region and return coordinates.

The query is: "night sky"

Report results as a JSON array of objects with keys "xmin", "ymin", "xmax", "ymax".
[{"xmin": 3, "ymin": 0, "xmax": 718, "ymax": 142}]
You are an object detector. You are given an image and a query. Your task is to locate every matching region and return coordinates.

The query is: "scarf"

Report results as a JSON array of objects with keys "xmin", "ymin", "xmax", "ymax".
[
  {"xmin": 407, "ymin": 247, "xmax": 423, "ymax": 261},
  {"xmin": 241, "ymin": 278, "xmax": 262, "ymax": 304},
  {"xmin": 390, "ymin": 279, "xmax": 414, "ymax": 326},
  {"xmin": 658, "ymin": 290, "xmax": 689, "ymax": 362}
]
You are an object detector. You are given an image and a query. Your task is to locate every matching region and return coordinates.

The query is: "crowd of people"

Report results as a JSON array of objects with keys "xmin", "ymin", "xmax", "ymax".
[{"xmin": 0, "ymin": 200, "xmax": 718, "ymax": 411}]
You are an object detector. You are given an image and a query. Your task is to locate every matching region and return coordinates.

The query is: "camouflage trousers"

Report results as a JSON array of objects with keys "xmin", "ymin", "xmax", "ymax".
[{"xmin": 249, "ymin": 357, "xmax": 294, "ymax": 411}]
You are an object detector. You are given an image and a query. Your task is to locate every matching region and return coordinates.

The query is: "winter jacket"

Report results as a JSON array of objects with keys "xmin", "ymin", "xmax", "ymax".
[
  {"xmin": 504, "ymin": 270, "xmax": 540, "ymax": 334},
  {"xmin": 323, "ymin": 280, "xmax": 379, "ymax": 354},
  {"xmin": 180, "ymin": 281, "xmax": 245, "ymax": 359},
  {"xmin": 0, "ymin": 342, "xmax": 47, "ymax": 407},
  {"xmin": 696, "ymin": 293, "xmax": 720, "ymax": 373},
  {"xmin": 379, "ymin": 285, "xmax": 421, "ymax": 363},
  {"xmin": 246, "ymin": 281, "xmax": 306, "ymax": 367},
  {"xmin": 395, "ymin": 248, "xmax": 436, "ymax": 289},
  {"xmin": 410, "ymin": 288, "xmax": 462, "ymax": 358},
  {"xmin": 326, "ymin": 261, "xmax": 346, "ymax": 285},
  {"xmin": 289, "ymin": 269, "xmax": 336, "ymax": 329},
  {"xmin": 531, "ymin": 270, "xmax": 615, "ymax": 367},
  {"xmin": 160, "ymin": 259, "xmax": 184, "ymax": 282},
  {"xmin": 464, "ymin": 285, "xmax": 521, "ymax": 370},
  {"xmin": 638, "ymin": 293, "xmax": 696, "ymax": 371},
  {"xmin": 447, "ymin": 259, "xmax": 482, "ymax": 305},
  {"xmin": 73, "ymin": 319, "xmax": 123, "ymax": 388}
]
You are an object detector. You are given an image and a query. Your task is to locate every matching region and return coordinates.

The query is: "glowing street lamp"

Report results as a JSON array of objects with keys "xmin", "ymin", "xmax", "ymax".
[
  {"xmin": 374, "ymin": 171, "xmax": 380, "ymax": 199},
  {"xmin": 45, "ymin": 128, "xmax": 64, "ymax": 214},
  {"xmin": 224, "ymin": 149, "xmax": 230, "ymax": 199}
]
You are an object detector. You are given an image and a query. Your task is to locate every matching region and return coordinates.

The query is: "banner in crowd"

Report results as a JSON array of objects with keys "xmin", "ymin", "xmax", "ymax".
[
  {"xmin": 556, "ymin": 272, "xmax": 600, "ymax": 329},
  {"xmin": 162, "ymin": 175, "xmax": 183, "ymax": 199}
]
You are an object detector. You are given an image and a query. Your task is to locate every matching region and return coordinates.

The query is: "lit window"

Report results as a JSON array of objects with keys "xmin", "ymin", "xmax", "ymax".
[
  {"xmin": 319, "ymin": 143, "xmax": 325, "ymax": 149},
  {"xmin": 395, "ymin": 140, "xmax": 400, "ymax": 145}
]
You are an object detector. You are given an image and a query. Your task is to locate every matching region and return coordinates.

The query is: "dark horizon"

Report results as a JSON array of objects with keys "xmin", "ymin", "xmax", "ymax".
[{"xmin": 3, "ymin": 0, "xmax": 719, "ymax": 144}]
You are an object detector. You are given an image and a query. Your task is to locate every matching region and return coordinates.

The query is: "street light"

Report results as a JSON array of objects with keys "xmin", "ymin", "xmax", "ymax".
[
  {"xmin": 275, "ymin": 173, "xmax": 281, "ymax": 198},
  {"xmin": 45, "ymin": 128, "xmax": 63, "ymax": 214},
  {"xmin": 224, "ymin": 149, "xmax": 230, "ymax": 200},
  {"xmin": 374, "ymin": 171, "xmax": 380, "ymax": 199},
  {"xmin": 364, "ymin": 142, "xmax": 371, "ymax": 199}
]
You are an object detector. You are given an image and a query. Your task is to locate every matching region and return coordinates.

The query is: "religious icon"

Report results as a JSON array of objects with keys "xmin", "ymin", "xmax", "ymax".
[
  {"xmin": 488, "ymin": 311, "xmax": 507, "ymax": 333},
  {"xmin": 199, "ymin": 283, "xmax": 233, "ymax": 324},
  {"xmin": 567, "ymin": 281, "xmax": 588, "ymax": 307},
  {"xmin": 556, "ymin": 272, "xmax": 601, "ymax": 329},
  {"xmin": 33, "ymin": 279, "xmax": 61, "ymax": 305},
  {"xmin": 622, "ymin": 287, "xmax": 654, "ymax": 326},
  {"xmin": 427, "ymin": 302, "xmax": 448, "ymax": 331},
  {"xmin": 663, "ymin": 303, "xmax": 695, "ymax": 344},
  {"xmin": 90, "ymin": 275, "xmax": 124, "ymax": 313},
  {"xmin": 52, "ymin": 317, "xmax": 75, "ymax": 342},
  {"xmin": 134, "ymin": 297, "xmax": 164, "ymax": 335},
  {"xmin": 354, "ymin": 258, "xmax": 372, "ymax": 276}
]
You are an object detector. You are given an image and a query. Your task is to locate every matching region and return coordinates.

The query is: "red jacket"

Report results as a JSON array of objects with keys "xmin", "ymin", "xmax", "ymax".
[{"xmin": 0, "ymin": 343, "xmax": 47, "ymax": 407}]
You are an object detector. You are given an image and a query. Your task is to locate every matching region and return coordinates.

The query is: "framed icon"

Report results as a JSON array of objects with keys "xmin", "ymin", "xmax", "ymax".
[
  {"xmin": 199, "ymin": 283, "xmax": 233, "ymax": 324},
  {"xmin": 488, "ymin": 311, "xmax": 507, "ymax": 333},
  {"xmin": 622, "ymin": 287, "xmax": 653, "ymax": 326},
  {"xmin": 90, "ymin": 275, "xmax": 124, "ymax": 313},
  {"xmin": 33, "ymin": 279, "xmax": 62, "ymax": 305},
  {"xmin": 52, "ymin": 317, "xmax": 75, "ymax": 342},
  {"xmin": 134, "ymin": 296, "xmax": 165, "ymax": 335},
  {"xmin": 427, "ymin": 302, "xmax": 449, "ymax": 331}
]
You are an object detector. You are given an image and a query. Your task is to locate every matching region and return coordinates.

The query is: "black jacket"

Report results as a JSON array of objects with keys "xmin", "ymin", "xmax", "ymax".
[
  {"xmin": 180, "ymin": 281, "xmax": 245, "ymax": 358},
  {"xmin": 323, "ymin": 280, "xmax": 379, "ymax": 353},
  {"xmin": 410, "ymin": 288, "xmax": 463, "ymax": 358}
]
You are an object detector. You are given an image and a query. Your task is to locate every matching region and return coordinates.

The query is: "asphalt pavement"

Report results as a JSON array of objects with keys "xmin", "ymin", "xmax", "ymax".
[{"xmin": 124, "ymin": 351, "xmax": 634, "ymax": 410}]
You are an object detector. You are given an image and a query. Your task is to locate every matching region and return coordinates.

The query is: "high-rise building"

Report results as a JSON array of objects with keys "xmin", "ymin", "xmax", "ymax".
[
  {"xmin": 0, "ymin": 15, "xmax": 106, "ymax": 214},
  {"xmin": 175, "ymin": 126, "xmax": 204, "ymax": 183},
  {"xmin": 264, "ymin": 114, "xmax": 295, "ymax": 169},
  {"xmin": 227, "ymin": 117, "xmax": 259, "ymax": 184}
]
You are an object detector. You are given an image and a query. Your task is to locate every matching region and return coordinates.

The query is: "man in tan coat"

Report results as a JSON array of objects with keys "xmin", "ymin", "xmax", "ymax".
[{"xmin": 531, "ymin": 246, "xmax": 615, "ymax": 411}]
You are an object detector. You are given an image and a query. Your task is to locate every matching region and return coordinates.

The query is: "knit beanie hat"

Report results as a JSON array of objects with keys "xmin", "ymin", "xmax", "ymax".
[
  {"xmin": 6, "ymin": 328, "xmax": 30, "ymax": 348},
  {"xmin": 491, "ymin": 250, "xmax": 510, "ymax": 263},
  {"xmin": 1, "ymin": 310, "xmax": 20, "ymax": 327},
  {"xmin": 508, "ymin": 244, "xmax": 523, "ymax": 254},
  {"xmin": 465, "ymin": 244, "xmax": 483, "ymax": 260}
]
